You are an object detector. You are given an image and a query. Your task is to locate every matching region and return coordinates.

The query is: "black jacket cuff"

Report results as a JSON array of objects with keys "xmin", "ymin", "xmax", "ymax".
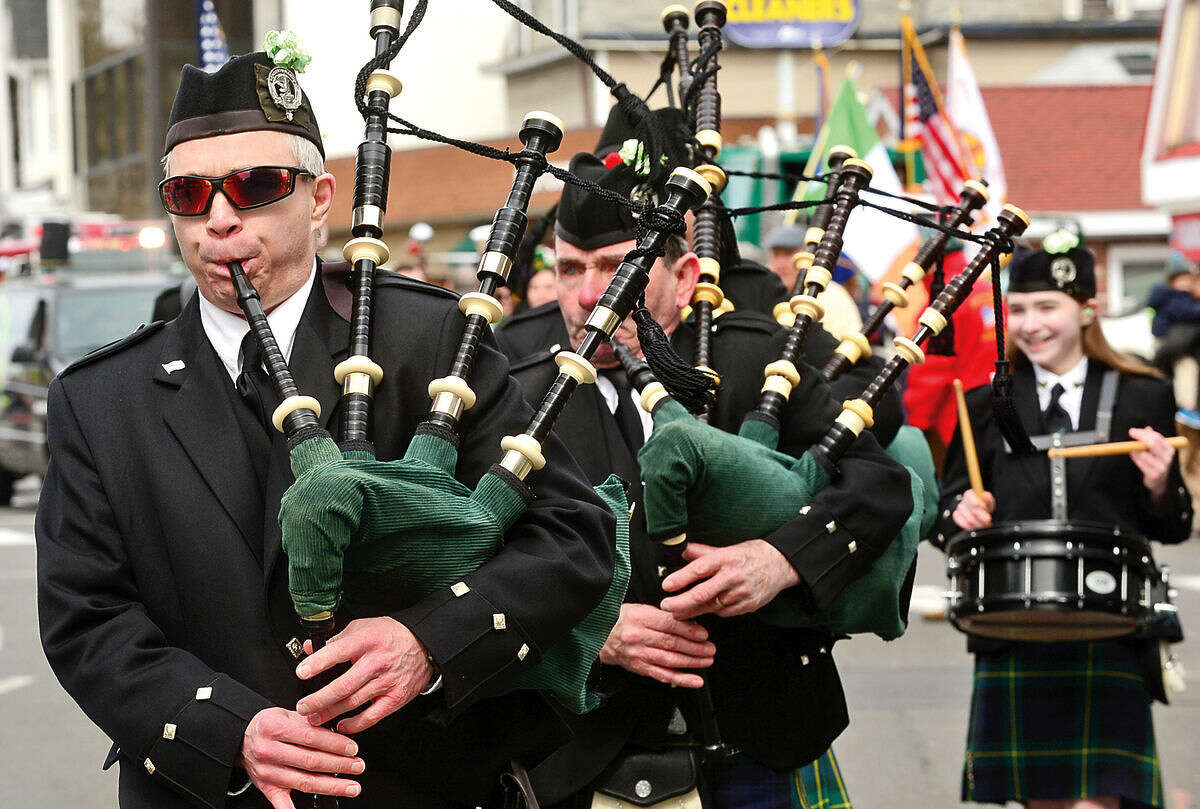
[
  {"xmin": 763, "ymin": 501, "xmax": 872, "ymax": 612},
  {"xmin": 139, "ymin": 673, "xmax": 272, "ymax": 809}
]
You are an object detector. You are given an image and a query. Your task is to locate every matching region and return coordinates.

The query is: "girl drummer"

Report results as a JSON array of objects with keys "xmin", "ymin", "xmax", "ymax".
[{"xmin": 937, "ymin": 231, "xmax": 1193, "ymax": 809}]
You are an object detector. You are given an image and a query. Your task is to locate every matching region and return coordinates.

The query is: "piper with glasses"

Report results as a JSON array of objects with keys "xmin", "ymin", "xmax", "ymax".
[{"xmin": 36, "ymin": 36, "xmax": 616, "ymax": 809}]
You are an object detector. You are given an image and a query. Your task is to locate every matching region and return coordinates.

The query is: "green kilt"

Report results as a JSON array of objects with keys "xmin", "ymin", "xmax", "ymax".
[
  {"xmin": 792, "ymin": 748, "xmax": 852, "ymax": 809},
  {"xmin": 963, "ymin": 640, "xmax": 1161, "ymax": 809}
]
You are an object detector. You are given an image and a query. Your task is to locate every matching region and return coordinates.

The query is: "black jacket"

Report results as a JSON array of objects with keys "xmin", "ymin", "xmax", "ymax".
[
  {"xmin": 936, "ymin": 360, "xmax": 1193, "ymax": 653},
  {"xmin": 495, "ymin": 303, "xmax": 914, "ymax": 801},
  {"xmin": 36, "ymin": 264, "xmax": 616, "ymax": 809}
]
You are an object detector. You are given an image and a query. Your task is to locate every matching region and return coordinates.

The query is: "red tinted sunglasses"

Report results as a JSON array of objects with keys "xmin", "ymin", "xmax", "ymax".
[{"xmin": 159, "ymin": 166, "xmax": 313, "ymax": 216}]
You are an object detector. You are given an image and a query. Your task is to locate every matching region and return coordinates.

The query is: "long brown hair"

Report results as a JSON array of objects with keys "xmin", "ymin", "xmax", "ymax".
[{"xmin": 1006, "ymin": 305, "xmax": 1162, "ymax": 378}]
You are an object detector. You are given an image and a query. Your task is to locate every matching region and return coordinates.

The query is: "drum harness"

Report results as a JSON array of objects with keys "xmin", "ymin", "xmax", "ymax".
[{"xmin": 1003, "ymin": 369, "xmax": 1118, "ymax": 521}]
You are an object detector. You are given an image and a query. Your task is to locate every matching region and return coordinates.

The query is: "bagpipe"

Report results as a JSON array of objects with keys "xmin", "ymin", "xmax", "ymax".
[
  {"xmin": 236, "ymin": 167, "xmax": 714, "ymax": 716},
  {"xmin": 820, "ymin": 180, "xmax": 990, "ymax": 382},
  {"xmin": 226, "ymin": 2, "xmax": 719, "ymax": 716},
  {"xmin": 771, "ymin": 146, "xmax": 857, "ymax": 327},
  {"xmin": 626, "ymin": 173, "xmax": 1028, "ymax": 637}
]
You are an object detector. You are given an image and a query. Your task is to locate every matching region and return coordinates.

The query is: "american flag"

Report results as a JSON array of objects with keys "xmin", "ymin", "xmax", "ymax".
[
  {"xmin": 902, "ymin": 18, "xmax": 970, "ymax": 205},
  {"xmin": 197, "ymin": 0, "xmax": 231, "ymax": 74}
]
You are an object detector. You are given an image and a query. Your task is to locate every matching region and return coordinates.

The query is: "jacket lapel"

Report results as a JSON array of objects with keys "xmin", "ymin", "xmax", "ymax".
[{"xmin": 159, "ymin": 298, "xmax": 266, "ymax": 566}]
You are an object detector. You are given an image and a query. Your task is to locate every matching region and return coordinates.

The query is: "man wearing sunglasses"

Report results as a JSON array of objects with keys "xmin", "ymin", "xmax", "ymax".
[{"xmin": 36, "ymin": 48, "xmax": 616, "ymax": 809}]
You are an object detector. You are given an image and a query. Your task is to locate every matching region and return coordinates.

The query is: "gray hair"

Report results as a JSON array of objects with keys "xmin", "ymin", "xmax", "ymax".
[{"xmin": 161, "ymin": 133, "xmax": 325, "ymax": 177}]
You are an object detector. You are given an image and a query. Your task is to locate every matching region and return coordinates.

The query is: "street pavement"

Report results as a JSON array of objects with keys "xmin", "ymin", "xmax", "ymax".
[{"xmin": 3, "ymin": 476, "xmax": 1199, "ymax": 807}]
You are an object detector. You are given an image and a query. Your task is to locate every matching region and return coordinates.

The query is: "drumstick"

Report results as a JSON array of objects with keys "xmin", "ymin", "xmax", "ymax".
[
  {"xmin": 1047, "ymin": 435, "xmax": 1188, "ymax": 458},
  {"xmin": 952, "ymin": 379, "xmax": 986, "ymax": 499}
]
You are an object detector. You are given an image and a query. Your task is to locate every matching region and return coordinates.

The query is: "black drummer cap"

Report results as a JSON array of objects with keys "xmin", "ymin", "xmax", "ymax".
[
  {"xmin": 164, "ymin": 52, "xmax": 324, "ymax": 158},
  {"xmin": 1008, "ymin": 244, "xmax": 1096, "ymax": 299},
  {"xmin": 555, "ymin": 152, "xmax": 646, "ymax": 250}
]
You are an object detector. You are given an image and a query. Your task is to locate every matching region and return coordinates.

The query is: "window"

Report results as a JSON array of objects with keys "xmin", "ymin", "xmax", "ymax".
[{"xmin": 1107, "ymin": 243, "xmax": 1176, "ymax": 314}]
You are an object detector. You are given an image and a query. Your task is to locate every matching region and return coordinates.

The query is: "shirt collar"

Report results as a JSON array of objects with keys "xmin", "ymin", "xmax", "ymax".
[
  {"xmin": 198, "ymin": 260, "xmax": 317, "ymax": 382},
  {"xmin": 1033, "ymin": 355, "xmax": 1088, "ymax": 391}
]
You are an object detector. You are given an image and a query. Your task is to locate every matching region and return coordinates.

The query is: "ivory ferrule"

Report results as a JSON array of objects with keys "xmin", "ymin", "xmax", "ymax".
[
  {"xmin": 805, "ymin": 266, "xmax": 832, "ymax": 291},
  {"xmin": 716, "ymin": 297, "xmax": 735, "ymax": 316},
  {"xmin": 697, "ymin": 257, "xmax": 721, "ymax": 284},
  {"xmin": 272, "ymin": 395, "xmax": 321, "ymax": 433},
  {"xmin": 1003, "ymin": 203, "xmax": 1031, "ymax": 226},
  {"xmin": 555, "ymin": 351, "xmax": 597, "ymax": 385},
  {"xmin": 773, "ymin": 301, "xmax": 794, "ymax": 326},
  {"xmin": 428, "ymin": 375, "xmax": 477, "ymax": 411},
  {"xmin": 893, "ymin": 336, "xmax": 926, "ymax": 365},
  {"xmin": 761, "ymin": 373, "xmax": 795, "ymax": 399},
  {"xmin": 804, "ymin": 227, "xmax": 824, "ymax": 247},
  {"xmin": 901, "ymin": 262, "xmax": 926, "ymax": 286},
  {"xmin": 367, "ymin": 69, "xmax": 403, "ymax": 99},
  {"xmin": 585, "ymin": 305, "xmax": 622, "ymax": 337},
  {"xmin": 459, "ymin": 291, "xmax": 504, "ymax": 324},
  {"xmin": 695, "ymin": 129, "xmax": 722, "ymax": 158},
  {"xmin": 882, "ymin": 282, "xmax": 909, "ymax": 308},
  {"xmin": 764, "ymin": 359, "xmax": 801, "ymax": 386},
  {"xmin": 343, "ymin": 236, "xmax": 389, "ymax": 266},
  {"xmin": 842, "ymin": 398, "xmax": 875, "ymax": 429},
  {"xmin": 918, "ymin": 308, "xmax": 949, "ymax": 335},
  {"xmin": 500, "ymin": 434, "xmax": 546, "ymax": 475},
  {"xmin": 791, "ymin": 251, "xmax": 814, "ymax": 272},
  {"xmin": 963, "ymin": 179, "xmax": 989, "ymax": 202},
  {"xmin": 835, "ymin": 332, "xmax": 872, "ymax": 363},
  {"xmin": 478, "ymin": 251, "xmax": 514, "ymax": 283},
  {"xmin": 694, "ymin": 163, "xmax": 727, "ymax": 193},
  {"xmin": 640, "ymin": 381, "xmax": 669, "ymax": 412},
  {"xmin": 352, "ymin": 205, "xmax": 384, "ymax": 232},
  {"xmin": 692, "ymin": 281, "xmax": 724, "ymax": 307},
  {"xmin": 334, "ymin": 355, "xmax": 384, "ymax": 386},
  {"xmin": 835, "ymin": 407, "xmax": 867, "ymax": 437},
  {"xmin": 790, "ymin": 294, "xmax": 823, "ymax": 321}
]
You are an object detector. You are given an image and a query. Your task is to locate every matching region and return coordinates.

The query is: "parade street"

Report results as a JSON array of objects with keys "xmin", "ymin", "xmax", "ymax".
[{"xmin": 1, "ymin": 472, "xmax": 1196, "ymax": 808}]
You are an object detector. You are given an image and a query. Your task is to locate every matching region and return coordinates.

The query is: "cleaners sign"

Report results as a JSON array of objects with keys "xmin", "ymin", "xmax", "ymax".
[{"xmin": 724, "ymin": 0, "xmax": 860, "ymax": 48}]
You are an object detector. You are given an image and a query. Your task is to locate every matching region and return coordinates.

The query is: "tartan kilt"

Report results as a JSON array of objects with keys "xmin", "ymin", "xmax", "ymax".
[
  {"xmin": 792, "ymin": 748, "xmax": 852, "ymax": 809},
  {"xmin": 963, "ymin": 640, "xmax": 1162, "ymax": 809}
]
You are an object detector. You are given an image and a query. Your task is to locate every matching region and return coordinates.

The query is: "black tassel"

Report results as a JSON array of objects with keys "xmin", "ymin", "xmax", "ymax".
[
  {"xmin": 632, "ymin": 305, "xmax": 717, "ymax": 414},
  {"xmin": 987, "ymin": 256, "xmax": 1034, "ymax": 453}
]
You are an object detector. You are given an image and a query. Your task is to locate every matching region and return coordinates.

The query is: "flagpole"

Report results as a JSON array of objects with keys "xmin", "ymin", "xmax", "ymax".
[{"xmin": 899, "ymin": 3, "xmax": 917, "ymax": 192}]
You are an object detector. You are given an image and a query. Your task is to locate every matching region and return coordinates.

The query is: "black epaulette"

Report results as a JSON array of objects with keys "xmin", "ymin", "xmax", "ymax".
[
  {"xmin": 711, "ymin": 308, "xmax": 782, "ymax": 336},
  {"xmin": 59, "ymin": 321, "xmax": 165, "ymax": 378},
  {"xmin": 373, "ymin": 269, "xmax": 460, "ymax": 302},
  {"xmin": 508, "ymin": 346, "xmax": 561, "ymax": 373},
  {"xmin": 495, "ymin": 301, "xmax": 560, "ymax": 333}
]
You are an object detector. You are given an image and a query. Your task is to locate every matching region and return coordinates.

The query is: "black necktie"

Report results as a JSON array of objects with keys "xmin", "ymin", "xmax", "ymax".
[
  {"xmin": 605, "ymin": 370, "xmax": 645, "ymax": 455},
  {"xmin": 1042, "ymin": 382, "xmax": 1072, "ymax": 434},
  {"xmin": 236, "ymin": 330, "xmax": 275, "ymax": 434}
]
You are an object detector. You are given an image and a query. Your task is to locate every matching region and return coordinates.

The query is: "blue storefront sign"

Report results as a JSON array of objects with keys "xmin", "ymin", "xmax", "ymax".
[{"xmin": 724, "ymin": 0, "xmax": 860, "ymax": 48}]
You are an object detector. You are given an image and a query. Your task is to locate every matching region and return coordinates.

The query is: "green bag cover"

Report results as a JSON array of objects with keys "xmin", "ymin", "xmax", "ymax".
[
  {"xmin": 638, "ymin": 399, "xmax": 926, "ymax": 639},
  {"xmin": 279, "ymin": 433, "xmax": 631, "ymax": 713},
  {"xmin": 885, "ymin": 425, "xmax": 938, "ymax": 539}
]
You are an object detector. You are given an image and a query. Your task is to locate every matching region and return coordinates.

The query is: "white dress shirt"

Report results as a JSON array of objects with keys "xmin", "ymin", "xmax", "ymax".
[
  {"xmin": 198, "ymin": 261, "xmax": 317, "ymax": 381},
  {"xmin": 595, "ymin": 372, "xmax": 655, "ymax": 442},
  {"xmin": 1032, "ymin": 356, "xmax": 1089, "ymax": 431}
]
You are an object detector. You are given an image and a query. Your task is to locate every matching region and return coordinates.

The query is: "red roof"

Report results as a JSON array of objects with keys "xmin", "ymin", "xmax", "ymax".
[{"xmin": 887, "ymin": 85, "xmax": 1152, "ymax": 213}]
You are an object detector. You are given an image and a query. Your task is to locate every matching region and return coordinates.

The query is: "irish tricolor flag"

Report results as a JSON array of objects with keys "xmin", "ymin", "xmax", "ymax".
[{"xmin": 796, "ymin": 78, "xmax": 921, "ymax": 284}]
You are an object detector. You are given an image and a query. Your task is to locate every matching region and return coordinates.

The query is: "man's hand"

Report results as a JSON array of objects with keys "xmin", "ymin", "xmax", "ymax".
[
  {"xmin": 659, "ymin": 539, "xmax": 800, "ymax": 620},
  {"xmin": 295, "ymin": 616, "xmax": 434, "ymax": 734},
  {"xmin": 952, "ymin": 489, "xmax": 995, "ymax": 530},
  {"xmin": 238, "ymin": 706, "xmax": 364, "ymax": 809},
  {"xmin": 599, "ymin": 603, "xmax": 715, "ymax": 688},
  {"xmin": 1129, "ymin": 426, "xmax": 1175, "ymax": 503}
]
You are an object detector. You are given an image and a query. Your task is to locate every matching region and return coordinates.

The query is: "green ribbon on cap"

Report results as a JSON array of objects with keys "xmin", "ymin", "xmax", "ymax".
[
  {"xmin": 1043, "ymin": 228, "xmax": 1080, "ymax": 255},
  {"xmin": 265, "ymin": 30, "xmax": 312, "ymax": 73}
]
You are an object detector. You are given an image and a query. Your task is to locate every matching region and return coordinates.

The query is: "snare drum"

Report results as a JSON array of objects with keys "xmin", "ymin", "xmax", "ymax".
[{"xmin": 945, "ymin": 520, "xmax": 1158, "ymax": 642}]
